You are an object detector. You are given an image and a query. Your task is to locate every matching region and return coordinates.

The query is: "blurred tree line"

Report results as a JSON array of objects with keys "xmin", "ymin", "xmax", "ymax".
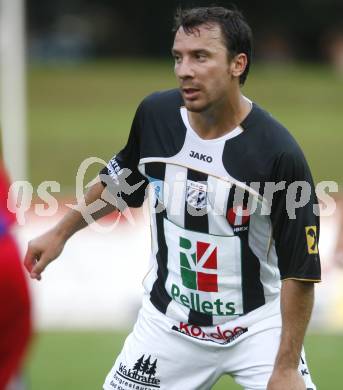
[{"xmin": 27, "ymin": 0, "xmax": 343, "ymax": 63}]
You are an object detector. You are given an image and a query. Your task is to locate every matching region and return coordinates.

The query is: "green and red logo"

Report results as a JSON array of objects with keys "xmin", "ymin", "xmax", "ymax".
[{"xmin": 179, "ymin": 237, "xmax": 218, "ymax": 292}]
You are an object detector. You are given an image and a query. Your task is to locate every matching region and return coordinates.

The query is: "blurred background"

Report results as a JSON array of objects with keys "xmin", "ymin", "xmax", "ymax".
[{"xmin": 1, "ymin": 0, "xmax": 343, "ymax": 389}]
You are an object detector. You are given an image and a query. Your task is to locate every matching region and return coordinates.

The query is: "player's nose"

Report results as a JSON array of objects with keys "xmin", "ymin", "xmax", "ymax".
[{"xmin": 175, "ymin": 58, "xmax": 195, "ymax": 80}]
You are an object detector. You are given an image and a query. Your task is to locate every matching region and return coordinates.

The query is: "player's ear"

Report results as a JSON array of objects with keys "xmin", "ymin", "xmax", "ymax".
[{"xmin": 229, "ymin": 53, "xmax": 247, "ymax": 79}]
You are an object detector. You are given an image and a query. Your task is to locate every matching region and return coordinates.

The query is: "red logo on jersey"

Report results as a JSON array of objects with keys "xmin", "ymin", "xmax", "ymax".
[
  {"xmin": 172, "ymin": 322, "xmax": 248, "ymax": 345},
  {"xmin": 227, "ymin": 205, "xmax": 250, "ymax": 232},
  {"xmin": 179, "ymin": 238, "xmax": 218, "ymax": 292}
]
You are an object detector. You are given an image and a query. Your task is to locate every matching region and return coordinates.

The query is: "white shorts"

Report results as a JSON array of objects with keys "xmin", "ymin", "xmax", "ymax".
[{"xmin": 103, "ymin": 297, "xmax": 316, "ymax": 390}]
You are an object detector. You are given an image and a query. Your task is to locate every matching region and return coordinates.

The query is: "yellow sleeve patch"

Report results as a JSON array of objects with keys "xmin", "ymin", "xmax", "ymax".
[{"xmin": 305, "ymin": 226, "xmax": 318, "ymax": 254}]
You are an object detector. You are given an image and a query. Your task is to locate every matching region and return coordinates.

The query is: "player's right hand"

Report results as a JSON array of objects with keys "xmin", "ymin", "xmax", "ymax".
[
  {"xmin": 24, "ymin": 229, "xmax": 66, "ymax": 281},
  {"xmin": 267, "ymin": 368, "xmax": 306, "ymax": 390}
]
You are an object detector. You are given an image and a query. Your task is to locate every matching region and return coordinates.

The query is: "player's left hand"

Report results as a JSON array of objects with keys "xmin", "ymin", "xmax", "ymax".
[{"xmin": 267, "ymin": 368, "xmax": 306, "ymax": 390}]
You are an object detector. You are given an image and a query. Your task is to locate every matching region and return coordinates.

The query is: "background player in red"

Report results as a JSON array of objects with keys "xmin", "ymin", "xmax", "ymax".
[{"xmin": 0, "ymin": 157, "xmax": 32, "ymax": 390}]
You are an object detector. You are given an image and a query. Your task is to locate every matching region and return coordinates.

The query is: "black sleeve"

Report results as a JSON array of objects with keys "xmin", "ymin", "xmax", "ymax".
[
  {"xmin": 99, "ymin": 103, "xmax": 148, "ymax": 208},
  {"xmin": 270, "ymin": 148, "xmax": 321, "ymax": 282}
]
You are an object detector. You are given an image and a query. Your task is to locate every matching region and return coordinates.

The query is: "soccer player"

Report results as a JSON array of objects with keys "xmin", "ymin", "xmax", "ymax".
[
  {"xmin": 25, "ymin": 7, "xmax": 321, "ymax": 390},
  {"xmin": 0, "ymin": 160, "xmax": 32, "ymax": 390}
]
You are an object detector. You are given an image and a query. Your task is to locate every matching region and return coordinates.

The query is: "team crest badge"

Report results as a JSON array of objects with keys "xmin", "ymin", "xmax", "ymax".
[{"xmin": 186, "ymin": 180, "xmax": 207, "ymax": 210}]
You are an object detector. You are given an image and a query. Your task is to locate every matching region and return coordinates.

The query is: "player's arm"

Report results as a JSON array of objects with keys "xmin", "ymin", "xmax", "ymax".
[
  {"xmin": 25, "ymin": 101, "xmax": 147, "ymax": 281},
  {"xmin": 267, "ymin": 147, "xmax": 321, "ymax": 389},
  {"xmin": 24, "ymin": 180, "xmax": 116, "ymax": 281},
  {"xmin": 267, "ymin": 280, "xmax": 314, "ymax": 390}
]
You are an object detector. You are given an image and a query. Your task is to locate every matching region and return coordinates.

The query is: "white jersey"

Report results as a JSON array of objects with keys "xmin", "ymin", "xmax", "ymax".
[{"xmin": 101, "ymin": 89, "xmax": 321, "ymax": 327}]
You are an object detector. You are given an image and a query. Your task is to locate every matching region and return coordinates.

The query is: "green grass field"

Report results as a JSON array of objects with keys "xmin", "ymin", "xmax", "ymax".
[
  {"xmin": 27, "ymin": 331, "xmax": 342, "ymax": 389},
  {"xmin": 28, "ymin": 61, "xmax": 342, "ymax": 191}
]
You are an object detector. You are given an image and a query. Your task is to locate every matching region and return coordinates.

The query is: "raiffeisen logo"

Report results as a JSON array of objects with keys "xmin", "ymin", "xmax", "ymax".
[{"xmin": 179, "ymin": 237, "xmax": 218, "ymax": 292}]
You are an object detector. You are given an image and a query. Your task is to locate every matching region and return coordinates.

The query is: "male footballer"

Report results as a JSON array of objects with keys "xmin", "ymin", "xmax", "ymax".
[{"xmin": 25, "ymin": 7, "xmax": 321, "ymax": 390}]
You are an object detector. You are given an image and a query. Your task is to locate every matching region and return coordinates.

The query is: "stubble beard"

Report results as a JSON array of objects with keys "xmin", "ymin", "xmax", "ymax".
[{"xmin": 184, "ymin": 97, "xmax": 211, "ymax": 113}]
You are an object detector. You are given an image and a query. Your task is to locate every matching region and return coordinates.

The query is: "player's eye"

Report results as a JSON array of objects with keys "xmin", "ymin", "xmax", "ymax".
[
  {"xmin": 173, "ymin": 54, "xmax": 182, "ymax": 63},
  {"xmin": 195, "ymin": 52, "xmax": 207, "ymax": 62}
]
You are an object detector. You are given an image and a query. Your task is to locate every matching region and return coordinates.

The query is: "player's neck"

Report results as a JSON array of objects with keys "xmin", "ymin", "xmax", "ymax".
[{"xmin": 187, "ymin": 93, "xmax": 251, "ymax": 140}]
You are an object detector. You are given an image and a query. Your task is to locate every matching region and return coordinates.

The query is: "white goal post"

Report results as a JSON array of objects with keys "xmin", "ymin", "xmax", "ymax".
[{"xmin": 0, "ymin": 0, "xmax": 27, "ymax": 181}]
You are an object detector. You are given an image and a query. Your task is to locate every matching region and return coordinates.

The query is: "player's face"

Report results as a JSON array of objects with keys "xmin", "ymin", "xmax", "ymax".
[{"xmin": 172, "ymin": 24, "xmax": 237, "ymax": 113}]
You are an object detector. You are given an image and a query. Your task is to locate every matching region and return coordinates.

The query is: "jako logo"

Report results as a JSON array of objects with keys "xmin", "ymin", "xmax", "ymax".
[{"xmin": 190, "ymin": 151, "xmax": 213, "ymax": 163}]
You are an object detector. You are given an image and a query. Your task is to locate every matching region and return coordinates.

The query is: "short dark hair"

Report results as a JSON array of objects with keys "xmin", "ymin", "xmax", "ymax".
[{"xmin": 173, "ymin": 6, "xmax": 253, "ymax": 85}]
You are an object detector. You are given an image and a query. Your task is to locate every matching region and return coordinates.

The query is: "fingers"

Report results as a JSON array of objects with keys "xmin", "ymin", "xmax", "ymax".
[
  {"xmin": 24, "ymin": 242, "xmax": 46, "ymax": 281},
  {"xmin": 30, "ymin": 254, "xmax": 50, "ymax": 281},
  {"xmin": 24, "ymin": 243, "xmax": 39, "ymax": 273}
]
